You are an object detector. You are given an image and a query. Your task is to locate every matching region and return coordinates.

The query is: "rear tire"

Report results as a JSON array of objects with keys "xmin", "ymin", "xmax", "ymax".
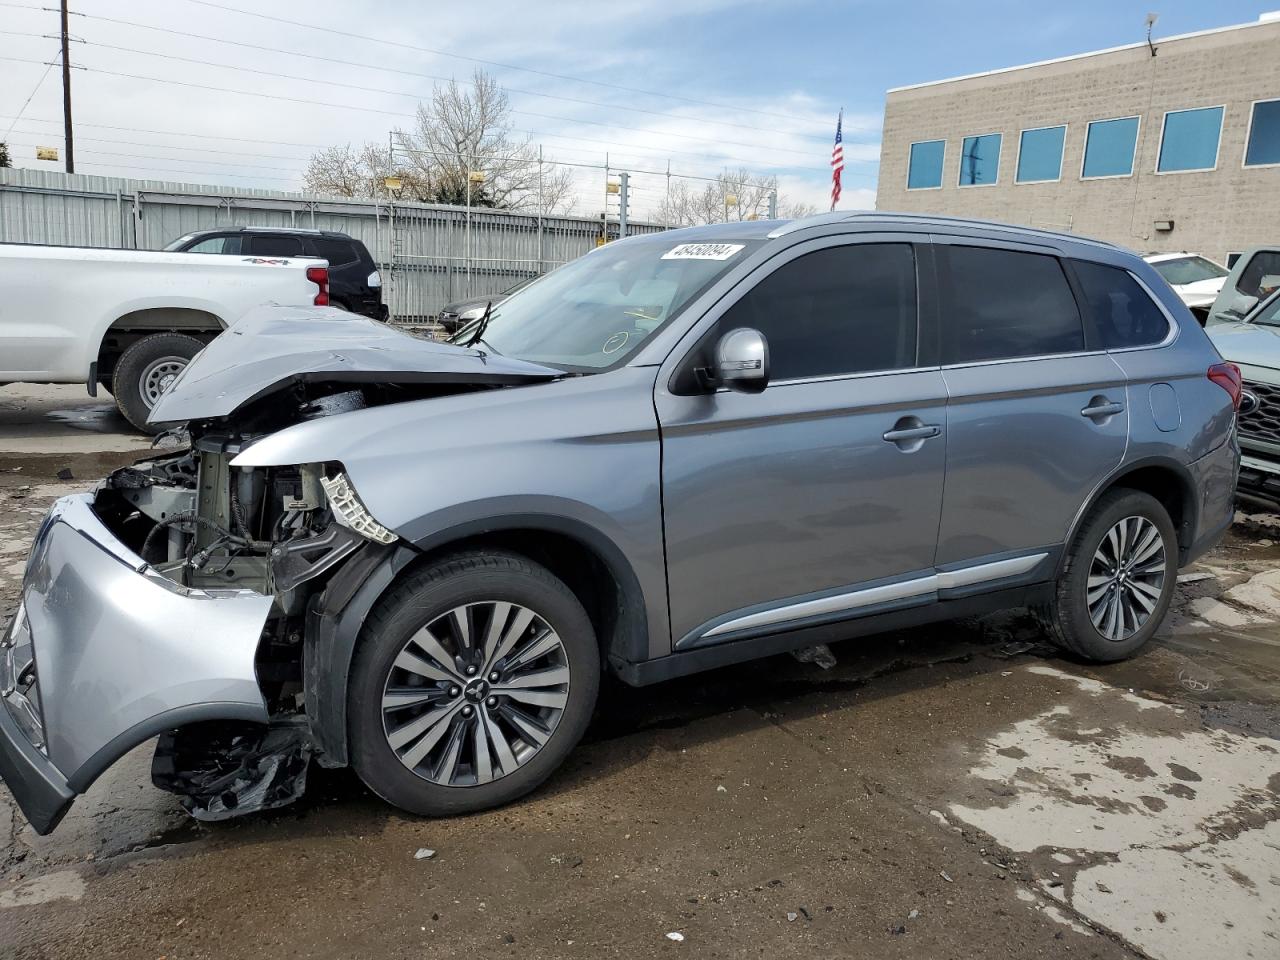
[
  {"xmin": 1038, "ymin": 489, "xmax": 1178, "ymax": 662},
  {"xmin": 111, "ymin": 332, "xmax": 205, "ymax": 432},
  {"xmin": 349, "ymin": 550, "xmax": 600, "ymax": 817}
]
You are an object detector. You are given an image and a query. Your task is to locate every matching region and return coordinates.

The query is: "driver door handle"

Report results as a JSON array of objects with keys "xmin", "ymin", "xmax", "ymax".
[{"xmin": 882, "ymin": 424, "xmax": 942, "ymax": 442}]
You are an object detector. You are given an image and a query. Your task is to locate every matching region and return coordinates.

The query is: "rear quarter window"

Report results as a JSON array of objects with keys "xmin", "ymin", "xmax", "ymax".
[
  {"xmin": 311, "ymin": 238, "xmax": 360, "ymax": 267},
  {"xmin": 1074, "ymin": 261, "xmax": 1171, "ymax": 349}
]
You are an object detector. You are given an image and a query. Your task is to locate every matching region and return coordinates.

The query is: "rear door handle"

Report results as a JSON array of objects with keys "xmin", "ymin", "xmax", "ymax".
[
  {"xmin": 1081, "ymin": 401, "xmax": 1124, "ymax": 420},
  {"xmin": 882, "ymin": 424, "xmax": 942, "ymax": 442}
]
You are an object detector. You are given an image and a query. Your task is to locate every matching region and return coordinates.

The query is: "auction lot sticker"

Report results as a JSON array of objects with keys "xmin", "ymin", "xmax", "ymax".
[{"xmin": 661, "ymin": 243, "xmax": 745, "ymax": 261}]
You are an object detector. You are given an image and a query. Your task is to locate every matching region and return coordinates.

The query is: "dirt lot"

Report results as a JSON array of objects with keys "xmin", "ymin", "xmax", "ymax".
[{"xmin": 1, "ymin": 383, "xmax": 1277, "ymax": 960}]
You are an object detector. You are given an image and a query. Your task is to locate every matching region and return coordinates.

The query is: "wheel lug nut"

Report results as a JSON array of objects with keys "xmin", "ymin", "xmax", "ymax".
[
  {"xmin": 462, "ymin": 705, "xmax": 474, "ymax": 717},
  {"xmin": 448, "ymin": 685, "xmax": 460, "ymax": 698},
  {"xmin": 486, "ymin": 696, "xmax": 498, "ymax": 708},
  {"xmin": 489, "ymin": 671, "xmax": 499, "ymax": 682},
  {"xmin": 465, "ymin": 665, "xmax": 478, "ymax": 676}
]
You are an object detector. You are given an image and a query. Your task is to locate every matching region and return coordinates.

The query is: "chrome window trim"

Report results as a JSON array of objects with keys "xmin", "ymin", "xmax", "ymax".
[{"xmin": 700, "ymin": 553, "xmax": 1047, "ymax": 640}]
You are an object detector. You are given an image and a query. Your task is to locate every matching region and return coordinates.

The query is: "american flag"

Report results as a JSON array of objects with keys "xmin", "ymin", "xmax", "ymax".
[{"xmin": 830, "ymin": 109, "xmax": 844, "ymax": 211}]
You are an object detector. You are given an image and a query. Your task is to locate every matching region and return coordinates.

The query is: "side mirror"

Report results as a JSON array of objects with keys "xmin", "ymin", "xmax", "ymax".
[{"xmin": 713, "ymin": 327, "xmax": 769, "ymax": 393}]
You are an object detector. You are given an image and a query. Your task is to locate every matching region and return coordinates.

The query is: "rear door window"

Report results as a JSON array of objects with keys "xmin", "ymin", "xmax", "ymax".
[
  {"xmin": 937, "ymin": 245, "xmax": 1084, "ymax": 364},
  {"xmin": 248, "ymin": 234, "xmax": 305, "ymax": 257},
  {"xmin": 1074, "ymin": 261, "xmax": 1170, "ymax": 349}
]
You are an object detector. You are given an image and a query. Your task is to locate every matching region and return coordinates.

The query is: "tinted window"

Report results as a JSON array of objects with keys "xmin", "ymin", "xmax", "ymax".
[
  {"xmin": 312, "ymin": 238, "xmax": 359, "ymax": 267},
  {"xmin": 1083, "ymin": 117, "xmax": 1140, "ymax": 178},
  {"xmin": 907, "ymin": 140, "xmax": 945, "ymax": 189},
  {"xmin": 1245, "ymin": 99, "xmax": 1280, "ymax": 167},
  {"xmin": 1157, "ymin": 106, "xmax": 1223, "ymax": 173},
  {"xmin": 1237, "ymin": 251, "xmax": 1280, "ymax": 301},
  {"xmin": 716, "ymin": 244, "xmax": 917, "ymax": 381},
  {"xmin": 959, "ymin": 133, "xmax": 1001, "ymax": 186},
  {"xmin": 1074, "ymin": 261, "xmax": 1170, "ymax": 349},
  {"xmin": 1016, "ymin": 126, "xmax": 1066, "ymax": 183},
  {"xmin": 939, "ymin": 246, "xmax": 1083, "ymax": 364},
  {"xmin": 249, "ymin": 235, "xmax": 304, "ymax": 257}
]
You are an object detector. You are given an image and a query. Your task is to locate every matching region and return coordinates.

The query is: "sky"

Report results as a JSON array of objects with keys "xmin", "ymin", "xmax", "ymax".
[{"xmin": 0, "ymin": 0, "xmax": 1273, "ymax": 219}]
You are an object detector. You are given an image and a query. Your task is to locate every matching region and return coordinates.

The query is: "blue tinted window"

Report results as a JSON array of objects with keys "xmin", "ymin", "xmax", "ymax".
[
  {"xmin": 1246, "ymin": 100, "xmax": 1280, "ymax": 166},
  {"xmin": 907, "ymin": 140, "xmax": 945, "ymax": 189},
  {"xmin": 959, "ymin": 133, "xmax": 1001, "ymax": 185},
  {"xmin": 1082, "ymin": 117, "xmax": 1140, "ymax": 178},
  {"xmin": 1016, "ymin": 126, "xmax": 1066, "ymax": 183},
  {"xmin": 1157, "ymin": 106, "xmax": 1223, "ymax": 172}
]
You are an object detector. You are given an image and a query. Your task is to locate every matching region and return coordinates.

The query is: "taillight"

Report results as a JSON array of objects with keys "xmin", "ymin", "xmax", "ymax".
[
  {"xmin": 306, "ymin": 265, "xmax": 329, "ymax": 306},
  {"xmin": 1207, "ymin": 361, "xmax": 1243, "ymax": 411}
]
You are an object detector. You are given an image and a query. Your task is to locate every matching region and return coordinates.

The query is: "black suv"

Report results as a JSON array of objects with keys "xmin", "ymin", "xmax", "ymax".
[{"xmin": 165, "ymin": 228, "xmax": 388, "ymax": 321}]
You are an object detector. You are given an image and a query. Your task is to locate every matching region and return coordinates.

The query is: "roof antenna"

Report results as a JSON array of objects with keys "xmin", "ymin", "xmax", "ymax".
[{"xmin": 1146, "ymin": 12, "xmax": 1159, "ymax": 56}]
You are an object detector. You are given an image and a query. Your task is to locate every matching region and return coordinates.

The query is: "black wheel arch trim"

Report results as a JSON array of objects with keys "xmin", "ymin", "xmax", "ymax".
[
  {"xmin": 304, "ymin": 514, "xmax": 649, "ymax": 768},
  {"xmin": 1059, "ymin": 455, "xmax": 1199, "ymax": 574}
]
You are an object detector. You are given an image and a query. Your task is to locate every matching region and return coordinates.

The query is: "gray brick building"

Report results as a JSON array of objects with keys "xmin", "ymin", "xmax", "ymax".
[{"xmin": 875, "ymin": 13, "xmax": 1280, "ymax": 265}]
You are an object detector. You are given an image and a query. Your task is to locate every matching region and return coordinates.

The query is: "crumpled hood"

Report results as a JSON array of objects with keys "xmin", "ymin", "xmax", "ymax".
[{"xmin": 148, "ymin": 304, "xmax": 560, "ymax": 422}]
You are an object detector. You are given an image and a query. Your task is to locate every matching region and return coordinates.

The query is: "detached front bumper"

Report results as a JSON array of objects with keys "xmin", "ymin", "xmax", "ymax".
[{"xmin": 0, "ymin": 495, "xmax": 272, "ymax": 835}]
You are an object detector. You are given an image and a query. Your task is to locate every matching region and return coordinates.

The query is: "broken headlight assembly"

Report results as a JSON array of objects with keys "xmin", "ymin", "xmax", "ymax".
[{"xmin": 320, "ymin": 471, "xmax": 398, "ymax": 545}]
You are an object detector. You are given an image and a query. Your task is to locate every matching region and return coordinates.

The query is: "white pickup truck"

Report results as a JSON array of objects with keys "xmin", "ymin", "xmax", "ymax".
[{"xmin": 0, "ymin": 243, "xmax": 329, "ymax": 430}]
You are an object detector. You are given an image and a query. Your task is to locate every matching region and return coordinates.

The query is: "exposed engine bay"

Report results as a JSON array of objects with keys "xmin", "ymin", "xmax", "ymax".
[{"xmin": 91, "ymin": 382, "xmax": 477, "ymax": 818}]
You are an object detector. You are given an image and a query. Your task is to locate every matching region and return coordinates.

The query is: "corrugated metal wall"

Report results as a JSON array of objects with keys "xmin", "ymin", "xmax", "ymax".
[{"xmin": 0, "ymin": 169, "xmax": 667, "ymax": 321}]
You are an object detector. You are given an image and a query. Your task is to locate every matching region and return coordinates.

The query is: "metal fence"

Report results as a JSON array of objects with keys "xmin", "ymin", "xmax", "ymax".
[{"xmin": 0, "ymin": 168, "xmax": 667, "ymax": 321}]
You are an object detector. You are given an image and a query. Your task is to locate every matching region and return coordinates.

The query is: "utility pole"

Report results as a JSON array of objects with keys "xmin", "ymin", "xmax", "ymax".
[
  {"xmin": 618, "ymin": 172, "xmax": 629, "ymax": 239},
  {"xmin": 59, "ymin": 0, "xmax": 74, "ymax": 173}
]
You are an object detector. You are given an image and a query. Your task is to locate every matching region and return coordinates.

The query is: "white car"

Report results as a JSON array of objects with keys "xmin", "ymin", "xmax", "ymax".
[
  {"xmin": 1143, "ymin": 252, "xmax": 1229, "ymax": 321},
  {"xmin": 0, "ymin": 243, "xmax": 330, "ymax": 430}
]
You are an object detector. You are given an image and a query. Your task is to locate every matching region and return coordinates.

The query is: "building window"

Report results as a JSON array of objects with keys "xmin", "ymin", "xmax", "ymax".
[
  {"xmin": 1245, "ymin": 99, "xmax": 1280, "ymax": 167},
  {"xmin": 907, "ymin": 140, "xmax": 946, "ymax": 190},
  {"xmin": 1016, "ymin": 125, "xmax": 1066, "ymax": 183},
  {"xmin": 1157, "ymin": 106, "xmax": 1224, "ymax": 173},
  {"xmin": 1082, "ymin": 116, "xmax": 1140, "ymax": 179},
  {"xmin": 958, "ymin": 133, "xmax": 1001, "ymax": 186},
  {"xmin": 1227, "ymin": 252, "xmax": 1243, "ymax": 269}
]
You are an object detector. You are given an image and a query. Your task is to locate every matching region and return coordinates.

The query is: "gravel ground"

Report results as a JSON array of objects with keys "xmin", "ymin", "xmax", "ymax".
[{"xmin": 1, "ymin": 383, "xmax": 1277, "ymax": 960}]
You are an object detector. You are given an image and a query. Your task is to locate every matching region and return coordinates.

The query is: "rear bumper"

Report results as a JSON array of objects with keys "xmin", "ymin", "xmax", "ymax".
[
  {"xmin": 1184, "ymin": 434, "xmax": 1240, "ymax": 564},
  {"xmin": 0, "ymin": 494, "xmax": 272, "ymax": 835}
]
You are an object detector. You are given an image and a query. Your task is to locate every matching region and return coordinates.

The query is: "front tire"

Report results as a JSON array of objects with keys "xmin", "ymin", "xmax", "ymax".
[
  {"xmin": 111, "ymin": 332, "xmax": 205, "ymax": 432},
  {"xmin": 1039, "ymin": 489, "xmax": 1177, "ymax": 662},
  {"xmin": 348, "ymin": 550, "xmax": 600, "ymax": 817}
]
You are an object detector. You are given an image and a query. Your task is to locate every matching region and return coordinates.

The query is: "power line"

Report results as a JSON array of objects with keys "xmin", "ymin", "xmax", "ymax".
[
  {"xmin": 0, "ymin": 57, "xmax": 851, "ymax": 175},
  {"xmin": 172, "ymin": 0, "xmax": 868, "ymax": 130},
  {"xmin": 1, "ymin": 42, "xmax": 59, "ymax": 141},
  {"xmin": 64, "ymin": 39, "xmax": 832, "ymax": 163},
  {"xmin": 62, "ymin": 11, "xmax": 841, "ymax": 145},
  {"xmin": 5, "ymin": 138, "xmax": 304, "ymax": 172}
]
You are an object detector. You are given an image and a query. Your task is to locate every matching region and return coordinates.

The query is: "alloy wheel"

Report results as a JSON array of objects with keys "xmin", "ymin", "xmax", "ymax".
[
  {"xmin": 1086, "ymin": 515, "xmax": 1166, "ymax": 642},
  {"xmin": 381, "ymin": 601, "xmax": 570, "ymax": 786}
]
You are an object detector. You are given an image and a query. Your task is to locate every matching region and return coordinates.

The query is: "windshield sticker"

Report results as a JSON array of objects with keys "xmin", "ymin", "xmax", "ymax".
[{"xmin": 661, "ymin": 243, "xmax": 745, "ymax": 261}]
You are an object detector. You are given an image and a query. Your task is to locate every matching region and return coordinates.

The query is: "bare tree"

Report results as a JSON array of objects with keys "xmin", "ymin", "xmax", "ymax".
[
  {"xmin": 655, "ymin": 168, "xmax": 814, "ymax": 225},
  {"xmin": 0, "ymin": 142, "xmax": 11, "ymax": 168},
  {"xmin": 302, "ymin": 142, "xmax": 405, "ymax": 199},
  {"xmin": 392, "ymin": 69, "xmax": 575, "ymax": 213}
]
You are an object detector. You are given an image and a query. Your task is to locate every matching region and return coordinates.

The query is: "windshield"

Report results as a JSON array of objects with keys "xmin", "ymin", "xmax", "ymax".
[
  {"xmin": 449, "ymin": 236, "xmax": 761, "ymax": 370},
  {"xmin": 1150, "ymin": 255, "xmax": 1228, "ymax": 286},
  {"xmin": 1251, "ymin": 292, "xmax": 1280, "ymax": 328},
  {"xmin": 163, "ymin": 234, "xmax": 197, "ymax": 251}
]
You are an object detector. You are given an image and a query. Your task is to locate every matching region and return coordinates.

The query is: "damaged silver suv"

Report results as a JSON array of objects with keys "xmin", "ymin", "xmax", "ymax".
[{"xmin": 1, "ymin": 214, "xmax": 1240, "ymax": 834}]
